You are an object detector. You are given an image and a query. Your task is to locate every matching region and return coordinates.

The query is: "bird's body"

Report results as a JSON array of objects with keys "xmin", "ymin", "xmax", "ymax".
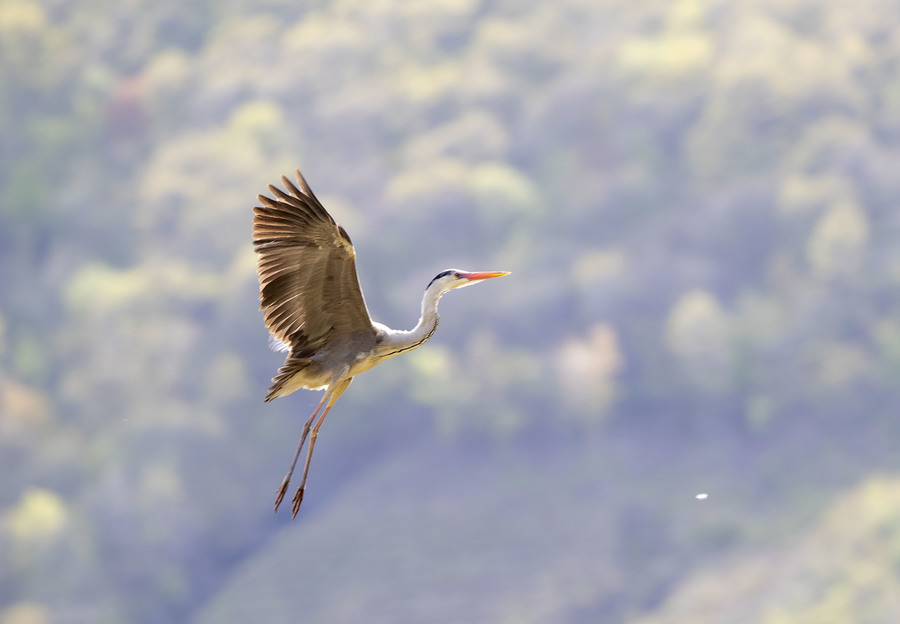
[
  {"xmin": 253, "ymin": 169, "xmax": 508, "ymax": 518},
  {"xmin": 265, "ymin": 297, "xmax": 443, "ymax": 401}
]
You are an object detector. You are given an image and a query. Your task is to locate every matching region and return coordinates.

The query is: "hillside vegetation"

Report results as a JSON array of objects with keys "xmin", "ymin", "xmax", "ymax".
[{"xmin": 3, "ymin": 0, "xmax": 900, "ymax": 622}]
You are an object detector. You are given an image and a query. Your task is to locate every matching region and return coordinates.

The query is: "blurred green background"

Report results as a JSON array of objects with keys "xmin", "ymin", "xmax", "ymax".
[{"xmin": 4, "ymin": 0, "xmax": 900, "ymax": 622}]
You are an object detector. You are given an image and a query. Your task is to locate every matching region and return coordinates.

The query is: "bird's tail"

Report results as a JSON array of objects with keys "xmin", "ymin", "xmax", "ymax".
[{"xmin": 265, "ymin": 358, "xmax": 314, "ymax": 402}]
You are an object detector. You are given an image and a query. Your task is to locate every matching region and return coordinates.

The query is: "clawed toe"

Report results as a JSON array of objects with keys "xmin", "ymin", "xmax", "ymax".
[
  {"xmin": 274, "ymin": 477, "xmax": 290, "ymax": 512},
  {"xmin": 291, "ymin": 486, "xmax": 305, "ymax": 520}
]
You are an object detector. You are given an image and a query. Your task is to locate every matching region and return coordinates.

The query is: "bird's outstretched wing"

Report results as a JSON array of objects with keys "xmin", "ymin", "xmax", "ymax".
[{"xmin": 253, "ymin": 169, "xmax": 375, "ymax": 357}]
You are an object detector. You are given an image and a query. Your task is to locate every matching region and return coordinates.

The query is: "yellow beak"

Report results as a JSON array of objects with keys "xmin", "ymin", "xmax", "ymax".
[{"xmin": 460, "ymin": 271, "xmax": 510, "ymax": 281}]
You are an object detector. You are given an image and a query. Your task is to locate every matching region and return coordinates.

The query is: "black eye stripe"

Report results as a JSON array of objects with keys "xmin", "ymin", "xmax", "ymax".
[{"xmin": 427, "ymin": 270, "xmax": 455, "ymax": 289}]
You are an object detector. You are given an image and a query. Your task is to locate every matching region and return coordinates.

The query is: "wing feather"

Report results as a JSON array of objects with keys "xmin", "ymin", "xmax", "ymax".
[{"xmin": 253, "ymin": 169, "xmax": 375, "ymax": 356}]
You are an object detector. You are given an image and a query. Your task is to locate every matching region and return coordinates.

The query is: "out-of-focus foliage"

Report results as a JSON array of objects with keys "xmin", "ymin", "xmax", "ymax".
[
  {"xmin": 634, "ymin": 477, "xmax": 900, "ymax": 624},
  {"xmin": 4, "ymin": 0, "xmax": 900, "ymax": 621}
]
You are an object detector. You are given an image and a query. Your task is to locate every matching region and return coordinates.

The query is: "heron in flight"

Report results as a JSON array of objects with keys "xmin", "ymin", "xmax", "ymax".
[{"xmin": 253, "ymin": 169, "xmax": 509, "ymax": 519}]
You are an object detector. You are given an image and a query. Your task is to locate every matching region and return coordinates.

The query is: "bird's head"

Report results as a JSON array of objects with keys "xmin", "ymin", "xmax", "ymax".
[{"xmin": 427, "ymin": 269, "xmax": 510, "ymax": 295}]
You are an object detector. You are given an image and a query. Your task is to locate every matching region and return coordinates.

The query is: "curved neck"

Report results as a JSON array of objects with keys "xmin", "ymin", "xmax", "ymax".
[{"xmin": 380, "ymin": 283, "xmax": 444, "ymax": 356}]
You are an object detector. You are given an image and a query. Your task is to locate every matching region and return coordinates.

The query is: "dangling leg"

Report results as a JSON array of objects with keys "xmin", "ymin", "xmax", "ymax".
[
  {"xmin": 291, "ymin": 377, "xmax": 353, "ymax": 519},
  {"xmin": 274, "ymin": 391, "xmax": 330, "ymax": 512}
]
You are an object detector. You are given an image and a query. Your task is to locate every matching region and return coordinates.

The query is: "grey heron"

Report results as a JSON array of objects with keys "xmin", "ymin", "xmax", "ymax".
[{"xmin": 253, "ymin": 169, "xmax": 509, "ymax": 519}]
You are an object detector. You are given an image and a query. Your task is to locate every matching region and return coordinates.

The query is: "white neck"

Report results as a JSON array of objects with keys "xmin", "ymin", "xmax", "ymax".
[{"xmin": 377, "ymin": 282, "xmax": 445, "ymax": 356}]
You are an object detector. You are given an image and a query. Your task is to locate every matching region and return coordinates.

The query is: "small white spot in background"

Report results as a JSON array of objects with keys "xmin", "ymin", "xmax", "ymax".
[{"xmin": 695, "ymin": 493, "xmax": 708, "ymax": 500}]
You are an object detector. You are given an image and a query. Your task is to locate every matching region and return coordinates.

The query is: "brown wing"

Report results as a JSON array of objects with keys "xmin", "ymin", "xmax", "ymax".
[{"xmin": 253, "ymin": 169, "xmax": 375, "ymax": 357}]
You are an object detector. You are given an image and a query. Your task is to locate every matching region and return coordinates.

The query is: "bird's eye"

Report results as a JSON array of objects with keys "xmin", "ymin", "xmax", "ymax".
[{"xmin": 454, "ymin": 272, "xmax": 461, "ymax": 278}]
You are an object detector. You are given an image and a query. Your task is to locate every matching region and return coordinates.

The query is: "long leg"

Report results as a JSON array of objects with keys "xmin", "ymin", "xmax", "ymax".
[
  {"xmin": 274, "ymin": 391, "xmax": 330, "ymax": 512},
  {"xmin": 291, "ymin": 377, "xmax": 352, "ymax": 519}
]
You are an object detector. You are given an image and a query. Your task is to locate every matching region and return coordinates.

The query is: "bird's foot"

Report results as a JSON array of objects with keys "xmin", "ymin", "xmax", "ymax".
[
  {"xmin": 274, "ymin": 476, "xmax": 291, "ymax": 513},
  {"xmin": 291, "ymin": 486, "xmax": 305, "ymax": 520}
]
